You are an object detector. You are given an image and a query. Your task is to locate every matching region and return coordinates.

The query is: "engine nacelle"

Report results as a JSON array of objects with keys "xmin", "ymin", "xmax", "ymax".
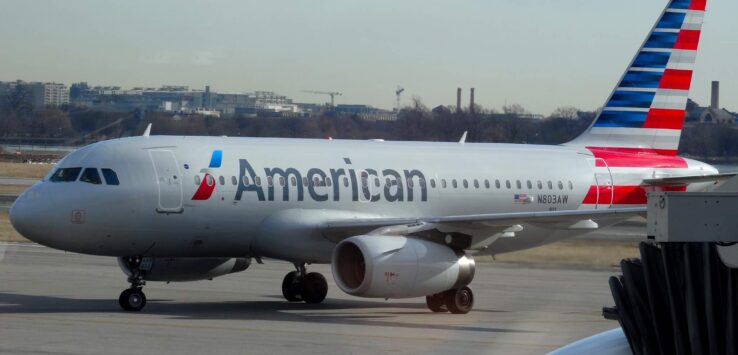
[
  {"xmin": 118, "ymin": 257, "xmax": 250, "ymax": 282},
  {"xmin": 331, "ymin": 235, "xmax": 475, "ymax": 298}
]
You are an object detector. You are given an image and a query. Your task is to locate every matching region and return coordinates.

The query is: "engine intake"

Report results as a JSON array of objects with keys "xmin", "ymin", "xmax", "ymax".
[{"xmin": 332, "ymin": 235, "xmax": 475, "ymax": 298}]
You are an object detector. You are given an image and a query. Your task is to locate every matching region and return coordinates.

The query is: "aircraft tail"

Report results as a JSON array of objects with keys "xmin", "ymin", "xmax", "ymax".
[{"xmin": 566, "ymin": 0, "xmax": 706, "ymax": 156}]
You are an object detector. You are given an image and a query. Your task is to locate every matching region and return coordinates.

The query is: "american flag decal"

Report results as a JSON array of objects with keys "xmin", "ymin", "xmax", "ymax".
[{"xmin": 514, "ymin": 194, "xmax": 532, "ymax": 204}]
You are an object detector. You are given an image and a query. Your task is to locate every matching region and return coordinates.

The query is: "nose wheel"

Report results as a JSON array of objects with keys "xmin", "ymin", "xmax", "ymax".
[
  {"xmin": 281, "ymin": 263, "xmax": 328, "ymax": 304},
  {"xmin": 426, "ymin": 286, "xmax": 474, "ymax": 314},
  {"xmin": 119, "ymin": 256, "xmax": 148, "ymax": 312},
  {"xmin": 119, "ymin": 288, "xmax": 146, "ymax": 311}
]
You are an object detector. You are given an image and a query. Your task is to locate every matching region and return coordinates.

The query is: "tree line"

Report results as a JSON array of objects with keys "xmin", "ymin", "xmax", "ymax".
[{"xmin": 1, "ymin": 90, "xmax": 737, "ymax": 161}]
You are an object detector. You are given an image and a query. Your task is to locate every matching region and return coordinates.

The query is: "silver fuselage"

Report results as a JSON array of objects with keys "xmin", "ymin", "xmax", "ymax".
[{"xmin": 9, "ymin": 136, "xmax": 716, "ymax": 263}]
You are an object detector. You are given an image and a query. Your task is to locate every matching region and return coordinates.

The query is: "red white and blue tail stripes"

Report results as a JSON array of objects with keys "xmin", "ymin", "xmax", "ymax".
[{"xmin": 568, "ymin": 0, "xmax": 705, "ymax": 156}]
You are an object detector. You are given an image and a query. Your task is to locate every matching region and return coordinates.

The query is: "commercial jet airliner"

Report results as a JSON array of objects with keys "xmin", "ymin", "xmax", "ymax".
[{"xmin": 10, "ymin": 0, "xmax": 728, "ymax": 313}]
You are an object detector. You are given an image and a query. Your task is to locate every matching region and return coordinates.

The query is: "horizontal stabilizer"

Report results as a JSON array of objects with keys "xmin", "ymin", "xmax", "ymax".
[{"xmin": 642, "ymin": 173, "xmax": 736, "ymax": 186}]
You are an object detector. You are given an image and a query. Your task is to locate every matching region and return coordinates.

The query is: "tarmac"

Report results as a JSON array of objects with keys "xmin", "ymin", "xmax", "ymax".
[{"xmin": 0, "ymin": 243, "xmax": 622, "ymax": 355}]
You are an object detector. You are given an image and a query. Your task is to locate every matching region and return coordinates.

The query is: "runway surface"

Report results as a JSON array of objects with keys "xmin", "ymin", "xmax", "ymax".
[
  {"xmin": 0, "ymin": 243, "xmax": 621, "ymax": 354},
  {"xmin": 0, "ymin": 177, "xmax": 38, "ymax": 186}
]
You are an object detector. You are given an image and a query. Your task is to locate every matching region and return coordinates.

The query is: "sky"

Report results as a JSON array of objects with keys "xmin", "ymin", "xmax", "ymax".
[{"xmin": 0, "ymin": 0, "xmax": 736, "ymax": 114}]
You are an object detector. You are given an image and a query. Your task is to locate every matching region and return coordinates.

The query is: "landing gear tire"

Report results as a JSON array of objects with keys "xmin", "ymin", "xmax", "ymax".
[
  {"xmin": 119, "ymin": 288, "xmax": 146, "ymax": 312},
  {"xmin": 444, "ymin": 286, "xmax": 474, "ymax": 314},
  {"xmin": 301, "ymin": 272, "xmax": 328, "ymax": 304},
  {"xmin": 281, "ymin": 264, "xmax": 328, "ymax": 304},
  {"xmin": 282, "ymin": 271, "xmax": 302, "ymax": 302},
  {"xmin": 426, "ymin": 293, "xmax": 447, "ymax": 313}
]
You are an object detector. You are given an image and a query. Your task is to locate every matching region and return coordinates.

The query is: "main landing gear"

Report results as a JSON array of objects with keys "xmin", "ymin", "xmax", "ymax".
[
  {"xmin": 425, "ymin": 286, "xmax": 474, "ymax": 314},
  {"xmin": 281, "ymin": 263, "xmax": 328, "ymax": 304},
  {"xmin": 119, "ymin": 257, "xmax": 147, "ymax": 312}
]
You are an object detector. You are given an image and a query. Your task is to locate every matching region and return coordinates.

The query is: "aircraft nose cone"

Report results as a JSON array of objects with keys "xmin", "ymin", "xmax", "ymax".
[
  {"xmin": 9, "ymin": 193, "xmax": 33, "ymax": 240},
  {"xmin": 9, "ymin": 185, "xmax": 51, "ymax": 245}
]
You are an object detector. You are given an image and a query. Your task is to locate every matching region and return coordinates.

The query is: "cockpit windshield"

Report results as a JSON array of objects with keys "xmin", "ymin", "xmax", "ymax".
[
  {"xmin": 101, "ymin": 168, "xmax": 120, "ymax": 185},
  {"xmin": 49, "ymin": 167, "xmax": 82, "ymax": 182},
  {"xmin": 48, "ymin": 167, "xmax": 120, "ymax": 185},
  {"xmin": 79, "ymin": 168, "xmax": 102, "ymax": 185}
]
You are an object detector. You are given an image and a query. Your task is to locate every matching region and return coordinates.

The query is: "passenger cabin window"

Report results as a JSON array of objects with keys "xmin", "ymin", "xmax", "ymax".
[
  {"xmin": 80, "ymin": 168, "xmax": 102, "ymax": 185},
  {"xmin": 548, "ymin": 181, "xmax": 553, "ymax": 189},
  {"xmin": 50, "ymin": 167, "xmax": 82, "ymax": 182},
  {"xmin": 101, "ymin": 168, "xmax": 119, "ymax": 185},
  {"xmin": 243, "ymin": 176, "xmax": 250, "ymax": 186},
  {"xmin": 195, "ymin": 175, "xmax": 201, "ymax": 185},
  {"xmin": 231, "ymin": 176, "xmax": 237, "ymax": 185},
  {"xmin": 558, "ymin": 181, "xmax": 564, "ymax": 190},
  {"xmin": 219, "ymin": 176, "xmax": 225, "ymax": 186},
  {"xmin": 537, "ymin": 180, "xmax": 543, "ymax": 190},
  {"xmin": 568, "ymin": 181, "xmax": 574, "ymax": 190},
  {"xmin": 495, "ymin": 180, "xmax": 501, "ymax": 189},
  {"xmin": 516, "ymin": 180, "xmax": 522, "ymax": 189},
  {"xmin": 430, "ymin": 179, "xmax": 436, "ymax": 188},
  {"xmin": 526, "ymin": 180, "xmax": 532, "ymax": 189},
  {"xmin": 452, "ymin": 179, "xmax": 458, "ymax": 188},
  {"xmin": 442, "ymin": 179, "xmax": 447, "ymax": 188},
  {"xmin": 505, "ymin": 180, "xmax": 511, "ymax": 189}
]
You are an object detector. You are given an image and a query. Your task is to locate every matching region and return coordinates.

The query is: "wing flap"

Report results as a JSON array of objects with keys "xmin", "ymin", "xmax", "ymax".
[{"xmin": 321, "ymin": 207, "xmax": 646, "ymax": 249}]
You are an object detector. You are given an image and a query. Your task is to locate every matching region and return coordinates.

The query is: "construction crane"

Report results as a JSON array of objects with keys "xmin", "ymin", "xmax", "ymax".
[
  {"xmin": 395, "ymin": 86, "xmax": 405, "ymax": 112},
  {"xmin": 303, "ymin": 90, "xmax": 342, "ymax": 107}
]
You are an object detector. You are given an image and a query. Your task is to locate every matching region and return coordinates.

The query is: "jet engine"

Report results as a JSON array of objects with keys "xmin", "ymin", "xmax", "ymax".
[
  {"xmin": 118, "ymin": 257, "xmax": 250, "ymax": 282},
  {"xmin": 331, "ymin": 235, "xmax": 475, "ymax": 298}
]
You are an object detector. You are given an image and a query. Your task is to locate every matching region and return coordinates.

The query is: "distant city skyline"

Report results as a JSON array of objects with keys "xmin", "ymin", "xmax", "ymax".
[{"xmin": 1, "ymin": 0, "xmax": 736, "ymax": 113}]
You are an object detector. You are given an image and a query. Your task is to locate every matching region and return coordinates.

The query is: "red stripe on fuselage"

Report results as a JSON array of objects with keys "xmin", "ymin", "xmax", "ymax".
[
  {"xmin": 586, "ymin": 147, "xmax": 687, "ymax": 168},
  {"xmin": 582, "ymin": 185, "xmax": 686, "ymax": 205}
]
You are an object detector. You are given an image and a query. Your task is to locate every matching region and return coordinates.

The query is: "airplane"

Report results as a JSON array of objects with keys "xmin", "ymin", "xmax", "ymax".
[{"xmin": 9, "ymin": 0, "xmax": 726, "ymax": 314}]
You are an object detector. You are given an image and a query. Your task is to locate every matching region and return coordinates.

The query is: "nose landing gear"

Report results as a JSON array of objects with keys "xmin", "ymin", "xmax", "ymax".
[
  {"xmin": 281, "ymin": 263, "xmax": 328, "ymax": 304},
  {"xmin": 119, "ymin": 257, "xmax": 147, "ymax": 312}
]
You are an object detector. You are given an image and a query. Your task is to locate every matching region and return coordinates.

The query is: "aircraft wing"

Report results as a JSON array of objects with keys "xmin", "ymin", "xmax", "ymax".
[{"xmin": 321, "ymin": 207, "xmax": 646, "ymax": 250}]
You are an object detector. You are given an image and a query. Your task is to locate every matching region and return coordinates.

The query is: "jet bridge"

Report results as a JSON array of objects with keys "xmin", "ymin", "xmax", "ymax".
[{"xmin": 602, "ymin": 191, "xmax": 738, "ymax": 355}]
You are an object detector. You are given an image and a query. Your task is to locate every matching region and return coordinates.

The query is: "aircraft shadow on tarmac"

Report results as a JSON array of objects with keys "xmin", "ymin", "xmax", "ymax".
[{"xmin": 0, "ymin": 292, "xmax": 532, "ymax": 334}]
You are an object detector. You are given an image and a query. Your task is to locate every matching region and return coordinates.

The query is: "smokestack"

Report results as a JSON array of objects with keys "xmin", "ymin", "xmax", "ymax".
[
  {"xmin": 456, "ymin": 88, "xmax": 462, "ymax": 112},
  {"xmin": 470, "ymin": 88, "xmax": 475, "ymax": 113},
  {"xmin": 711, "ymin": 81, "xmax": 719, "ymax": 109}
]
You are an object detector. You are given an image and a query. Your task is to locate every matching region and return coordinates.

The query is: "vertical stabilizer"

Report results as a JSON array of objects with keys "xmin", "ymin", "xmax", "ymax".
[{"xmin": 567, "ymin": 0, "xmax": 706, "ymax": 156}]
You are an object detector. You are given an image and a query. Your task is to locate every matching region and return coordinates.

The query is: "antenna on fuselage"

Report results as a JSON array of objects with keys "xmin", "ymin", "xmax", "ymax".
[
  {"xmin": 459, "ymin": 131, "xmax": 468, "ymax": 144},
  {"xmin": 143, "ymin": 123, "xmax": 152, "ymax": 137}
]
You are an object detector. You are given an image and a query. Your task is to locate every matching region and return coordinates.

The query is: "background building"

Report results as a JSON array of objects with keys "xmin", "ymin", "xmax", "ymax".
[{"xmin": 0, "ymin": 80, "xmax": 69, "ymax": 108}]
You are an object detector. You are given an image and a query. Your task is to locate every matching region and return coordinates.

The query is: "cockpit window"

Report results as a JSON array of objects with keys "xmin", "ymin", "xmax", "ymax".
[
  {"xmin": 49, "ymin": 167, "xmax": 82, "ymax": 182},
  {"xmin": 101, "ymin": 168, "xmax": 120, "ymax": 185},
  {"xmin": 80, "ymin": 168, "xmax": 102, "ymax": 185}
]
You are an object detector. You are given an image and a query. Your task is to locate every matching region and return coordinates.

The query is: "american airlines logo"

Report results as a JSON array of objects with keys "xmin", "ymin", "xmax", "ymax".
[
  {"xmin": 191, "ymin": 150, "xmax": 223, "ymax": 200},
  {"xmin": 235, "ymin": 158, "xmax": 428, "ymax": 203}
]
